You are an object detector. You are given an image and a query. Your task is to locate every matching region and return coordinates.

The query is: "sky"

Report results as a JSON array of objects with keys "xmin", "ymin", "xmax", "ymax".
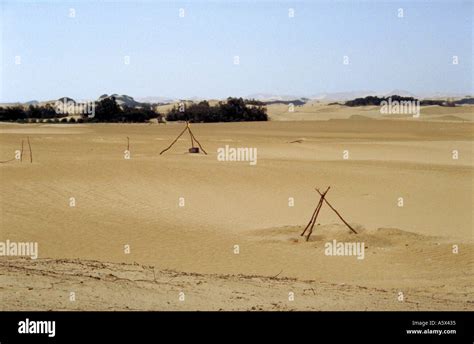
[{"xmin": 0, "ymin": 0, "xmax": 472, "ymax": 102}]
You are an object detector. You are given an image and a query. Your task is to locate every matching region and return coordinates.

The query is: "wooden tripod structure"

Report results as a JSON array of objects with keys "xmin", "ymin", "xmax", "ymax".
[
  {"xmin": 159, "ymin": 121, "xmax": 207, "ymax": 155},
  {"xmin": 301, "ymin": 186, "xmax": 358, "ymax": 241}
]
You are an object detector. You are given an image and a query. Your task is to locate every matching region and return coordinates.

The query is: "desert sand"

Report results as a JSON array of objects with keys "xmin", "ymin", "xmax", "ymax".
[{"xmin": 0, "ymin": 107, "xmax": 473, "ymax": 310}]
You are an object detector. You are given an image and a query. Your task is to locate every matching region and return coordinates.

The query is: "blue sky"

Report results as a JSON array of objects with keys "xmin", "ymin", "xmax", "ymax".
[{"xmin": 1, "ymin": 0, "xmax": 472, "ymax": 102}]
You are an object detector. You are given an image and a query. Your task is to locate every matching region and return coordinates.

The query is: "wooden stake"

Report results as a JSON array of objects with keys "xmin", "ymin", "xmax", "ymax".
[
  {"xmin": 189, "ymin": 128, "xmax": 195, "ymax": 148},
  {"xmin": 301, "ymin": 187, "xmax": 329, "ymax": 237},
  {"xmin": 315, "ymin": 188, "xmax": 358, "ymax": 234},
  {"xmin": 127, "ymin": 137, "xmax": 130, "ymax": 151},
  {"xmin": 189, "ymin": 130, "xmax": 207, "ymax": 155},
  {"xmin": 27, "ymin": 136, "xmax": 32, "ymax": 163},
  {"xmin": 304, "ymin": 187, "xmax": 330, "ymax": 241},
  {"xmin": 20, "ymin": 139, "xmax": 24, "ymax": 163},
  {"xmin": 159, "ymin": 124, "xmax": 189, "ymax": 155},
  {"xmin": 300, "ymin": 199, "xmax": 322, "ymax": 237}
]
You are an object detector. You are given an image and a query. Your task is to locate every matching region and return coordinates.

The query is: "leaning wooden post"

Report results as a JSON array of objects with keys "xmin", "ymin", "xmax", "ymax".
[
  {"xmin": 20, "ymin": 139, "xmax": 24, "ymax": 163},
  {"xmin": 188, "ymin": 125, "xmax": 195, "ymax": 148},
  {"xmin": 189, "ymin": 130, "xmax": 207, "ymax": 155},
  {"xmin": 305, "ymin": 187, "xmax": 330, "ymax": 241},
  {"xmin": 159, "ymin": 125, "xmax": 189, "ymax": 155},
  {"xmin": 27, "ymin": 136, "xmax": 33, "ymax": 163},
  {"xmin": 301, "ymin": 186, "xmax": 330, "ymax": 237},
  {"xmin": 301, "ymin": 200, "xmax": 322, "ymax": 237},
  {"xmin": 301, "ymin": 200, "xmax": 320, "ymax": 236}
]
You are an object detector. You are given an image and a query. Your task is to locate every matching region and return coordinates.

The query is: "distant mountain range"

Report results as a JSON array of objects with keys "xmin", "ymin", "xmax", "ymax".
[
  {"xmin": 0, "ymin": 94, "xmax": 165, "ymax": 108},
  {"xmin": 2, "ymin": 91, "xmax": 472, "ymax": 107},
  {"xmin": 309, "ymin": 91, "xmax": 377, "ymax": 101},
  {"xmin": 246, "ymin": 93, "xmax": 306, "ymax": 102},
  {"xmin": 247, "ymin": 90, "xmax": 404, "ymax": 102},
  {"xmin": 135, "ymin": 96, "xmax": 176, "ymax": 104},
  {"xmin": 248, "ymin": 90, "xmax": 471, "ymax": 102}
]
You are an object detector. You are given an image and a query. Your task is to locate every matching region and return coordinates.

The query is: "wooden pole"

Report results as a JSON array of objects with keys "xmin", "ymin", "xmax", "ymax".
[
  {"xmin": 300, "ymin": 186, "xmax": 330, "ymax": 237},
  {"xmin": 301, "ymin": 199, "xmax": 322, "ymax": 237},
  {"xmin": 159, "ymin": 124, "xmax": 189, "ymax": 155},
  {"xmin": 312, "ymin": 187, "xmax": 330, "ymax": 226},
  {"xmin": 189, "ymin": 129, "xmax": 207, "ymax": 155},
  {"xmin": 305, "ymin": 187, "xmax": 330, "ymax": 241},
  {"xmin": 188, "ymin": 128, "xmax": 195, "ymax": 148},
  {"xmin": 127, "ymin": 137, "xmax": 130, "ymax": 151},
  {"xmin": 27, "ymin": 136, "xmax": 32, "ymax": 163},
  {"xmin": 315, "ymin": 188, "xmax": 358, "ymax": 234},
  {"xmin": 20, "ymin": 139, "xmax": 24, "ymax": 163}
]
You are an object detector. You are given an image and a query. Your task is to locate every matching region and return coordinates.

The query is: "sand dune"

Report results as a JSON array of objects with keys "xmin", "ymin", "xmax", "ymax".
[
  {"xmin": 0, "ymin": 119, "xmax": 472, "ymax": 310},
  {"xmin": 266, "ymin": 103, "xmax": 474, "ymax": 122}
]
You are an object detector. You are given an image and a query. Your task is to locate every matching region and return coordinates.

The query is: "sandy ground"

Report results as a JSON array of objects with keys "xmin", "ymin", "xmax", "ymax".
[
  {"xmin": 1, "ymin": 252, "xmax": 471, "ymax": 311},
  {"xmin": 0, "ymin": 110, "xmax": 473, "ymax": 310},
  {"xmin": 266, "ymin": 102, "xmax": 474, "ymax": 122}
]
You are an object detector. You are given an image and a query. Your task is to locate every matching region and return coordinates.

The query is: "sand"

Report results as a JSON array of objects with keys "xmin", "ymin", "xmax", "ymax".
[
  {"xmin": 0, "ymin": 110, "xmax": 473, "ymax": 310},
  {"xmin": 266, "ymin": 102, "xmax": 474, "ymax": 122}
]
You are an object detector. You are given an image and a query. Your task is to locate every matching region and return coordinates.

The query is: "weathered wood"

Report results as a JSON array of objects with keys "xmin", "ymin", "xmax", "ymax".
[
  {"xmin": 305, "ymin": 187, "xmax": 330, "ymax": 241},
  {"xmin": 315, "ymin": 188, "xmax": 358, "ymax": 234},
  {"xmin": 160, "ymin": 122, "xmax": 207, "ymax": 155},
  {"xmin": 301, "ymin": 186, "xmax": 330, "ymax": 238},
  {"xmin": 189, "ymin": 130, "xmax": 207, "ymax": 155},
  {"xmin": 27, "ymin": 136, "xmax": 32, "ymax": 163},
  {"xmin": 159, "ymin": 125, "xmax": 188, "ymax": 155},
  {"xmin": 189, "ymin": 126, "xmax": 195, "ymax": 148},
  {"xmin": 20, "ymin": 139, "xmax": 24, "ymax": 163},
  {"xmin": 301, "ymin": 200, "xmax": 322, "ymax": 237}
]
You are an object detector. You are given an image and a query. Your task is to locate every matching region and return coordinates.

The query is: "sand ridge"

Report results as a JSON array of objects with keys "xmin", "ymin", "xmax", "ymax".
[{"xmin": 1, "ymin": 255, "xmax": 471, "ymax": 311}]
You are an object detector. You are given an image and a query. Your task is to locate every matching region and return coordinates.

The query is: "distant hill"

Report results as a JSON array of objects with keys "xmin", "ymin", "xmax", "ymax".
[
  {"xmin": 454, "ymin": 97, "xmax": 474, "ymax": 105},
  {"xmin": 384, "ymin": 89, "xmax": 418, "ymax": 98},
  {"xmin": 418, "ymin": 92, "xmax": 470, "ymax": 99},
  {"xmin": 136, "ymin": 96, "xmax": 175, "ymax": 104},
  {"xmin": 56, "ymin": 97, "xmax": 76, "ymax": 104},
  {"xmin": 263, "ymin": 99, "xmax": 306, "ymax": 106},
  {"xmin": 2, "ymin": 92, "xmax": 472, "ymax": 109},
  {"xmin": 310, "ymin": 91, "xmax": 376, "ymax": 101},
  {"xmin": 246, "ymin": 93, "xmax": 302, "ymax": 102},
  {"xmin": 98, "ymin": 94, "xmax": 144, "ymax": 108}
]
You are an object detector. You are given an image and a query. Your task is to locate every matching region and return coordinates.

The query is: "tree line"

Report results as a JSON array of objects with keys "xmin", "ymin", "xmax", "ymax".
[
  {"xmin": 0, "ymin": 104, "xmax": 62, "ymax": 122},
  {"xmin": 0, "ymin": 97, "xmax": 162, "ymax": 123},
  {"xmin": 1, "ymin": 97, "xmax": 268, "ymax": 123},
  {"xmin": 88, "ymin": 97, "xmax": 160, "ymax": 123},
  {"xmin": 345, "ymin": 95, "xmax": 458, "ymax": 107},
  {"xmin": 165, "ymin": 97, "xmax": 268, "ymax": 122},
  {"xmin": 345, "ymin": 95, "xmax": 418, "ymax": 106}
]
